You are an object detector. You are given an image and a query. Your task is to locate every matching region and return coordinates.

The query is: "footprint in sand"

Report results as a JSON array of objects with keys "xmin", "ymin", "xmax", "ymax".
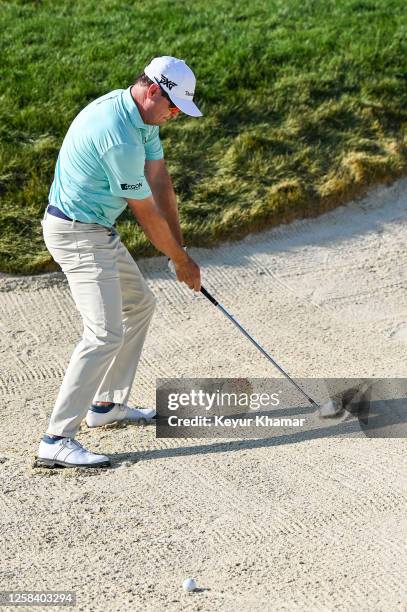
[{"xmin": 389, "ymin": 322, "xmax": 407, "ymax": 342}]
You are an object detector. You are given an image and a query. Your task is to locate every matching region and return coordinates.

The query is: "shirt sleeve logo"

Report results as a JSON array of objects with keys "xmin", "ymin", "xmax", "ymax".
[{"xmin": 121, "ymin": 182, "xmax": 142, "ymax": 190}]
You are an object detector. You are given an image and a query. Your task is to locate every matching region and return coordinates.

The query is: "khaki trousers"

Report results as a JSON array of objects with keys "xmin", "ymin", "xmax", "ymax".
[{"xmin": 41, "ymin": 210, "xmax": 156, "ymax": 437}]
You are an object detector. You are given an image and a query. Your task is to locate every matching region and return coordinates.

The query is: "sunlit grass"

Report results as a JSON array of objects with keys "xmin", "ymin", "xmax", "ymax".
[{"xmin": 0, "ymin": 0, "xmax": 406, "ymax": 273}]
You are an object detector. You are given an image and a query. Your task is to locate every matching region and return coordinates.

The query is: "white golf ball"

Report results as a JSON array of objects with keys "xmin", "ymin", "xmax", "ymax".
[{"xmin": 182, "ymin": 578, "xmax": 197, "ymax": 592}]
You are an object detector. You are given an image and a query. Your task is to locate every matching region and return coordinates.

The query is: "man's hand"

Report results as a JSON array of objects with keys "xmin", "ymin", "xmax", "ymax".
[
  {"xmin": 171, "ymin": 250, "xmax": 201, "ymax": 291},
  {"xmin": 126, "ymin": 195, "xmax": 201, "ymax": 291}
]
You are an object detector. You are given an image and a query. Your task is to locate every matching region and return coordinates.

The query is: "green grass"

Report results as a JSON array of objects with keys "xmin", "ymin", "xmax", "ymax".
[{"xmin": 1, "ymin": 0, "xmax": 406, "ymax": 274}]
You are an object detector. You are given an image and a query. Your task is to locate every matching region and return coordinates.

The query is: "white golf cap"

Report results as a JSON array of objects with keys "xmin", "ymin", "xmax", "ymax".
[{"xmin": 144, "ymin": 56, "xmax": 203, "ymax": 117}]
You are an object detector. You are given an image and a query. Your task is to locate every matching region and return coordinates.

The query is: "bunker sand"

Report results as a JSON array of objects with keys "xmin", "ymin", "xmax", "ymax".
[{"xmin": 1, "ymin": 179, "xmax": 407, "ymax": 611}]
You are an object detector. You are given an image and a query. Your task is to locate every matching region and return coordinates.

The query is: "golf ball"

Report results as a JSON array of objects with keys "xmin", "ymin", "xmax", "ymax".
[{"xmin": 182, "ymin": 578, "xmax": 197, "ymax": 592}]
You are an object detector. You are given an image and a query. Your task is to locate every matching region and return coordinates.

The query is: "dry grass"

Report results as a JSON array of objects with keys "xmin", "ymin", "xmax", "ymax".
[{"xmin": 0, "ymin": 0, "xmax": 406, "ymax": 273}]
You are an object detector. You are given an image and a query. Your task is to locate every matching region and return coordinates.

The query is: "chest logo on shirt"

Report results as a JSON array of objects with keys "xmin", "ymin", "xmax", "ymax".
[{"xmin": 121, "ymin": 182, "xmax": 142, "ymax": 191}]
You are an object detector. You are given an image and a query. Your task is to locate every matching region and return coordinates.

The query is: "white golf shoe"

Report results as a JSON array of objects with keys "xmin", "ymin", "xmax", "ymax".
[
  {"xmin": 85, "ymin": 403, "xmax": 156, "ymax": 428},
  {"xmin": 36, "ymin": 438, "xmax": 110, "ymax": 468}
]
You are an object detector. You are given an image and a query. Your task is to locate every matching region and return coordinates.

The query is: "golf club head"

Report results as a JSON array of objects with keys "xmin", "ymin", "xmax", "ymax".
[
  {"xmin": 318, "ymin": 398, "xmax": 344, "ymax": 418},
  {"xmin": 317, "ymin": 381, "xmax": 371, "ymax": 423}
]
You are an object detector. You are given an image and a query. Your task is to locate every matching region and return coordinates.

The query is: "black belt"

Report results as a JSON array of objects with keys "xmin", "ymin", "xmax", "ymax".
[{"xmin": 47, "ymin": 205, "xmax": 84, "ymax": 223}]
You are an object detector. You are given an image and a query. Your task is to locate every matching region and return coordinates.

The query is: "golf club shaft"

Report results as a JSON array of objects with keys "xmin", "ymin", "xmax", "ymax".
[{"xmin": 200, "ymin": 286, "xmax": 319, "ymax": 408}]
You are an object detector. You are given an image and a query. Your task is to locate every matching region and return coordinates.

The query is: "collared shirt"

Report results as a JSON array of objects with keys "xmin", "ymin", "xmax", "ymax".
[{"xmin": 48, "ymin": 87, "xmax": 164, "ymax": 227}]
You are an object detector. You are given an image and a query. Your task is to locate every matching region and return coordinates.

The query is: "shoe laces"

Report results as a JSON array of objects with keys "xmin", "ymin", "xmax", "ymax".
[{"xmin": 62, "ymin": 438, "xmax": 83, "ymax": 450}]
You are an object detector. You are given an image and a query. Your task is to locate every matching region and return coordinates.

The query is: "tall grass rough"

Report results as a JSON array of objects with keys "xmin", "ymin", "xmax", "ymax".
[{"xmin": 0, "ymin": 0, "xmax": 406, "ymax": 273}]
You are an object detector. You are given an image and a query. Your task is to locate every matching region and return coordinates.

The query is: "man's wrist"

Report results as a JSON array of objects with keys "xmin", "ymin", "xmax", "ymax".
[{"xmin": 172, "ymin": 245, "xmax": 188, "ymax": 265}]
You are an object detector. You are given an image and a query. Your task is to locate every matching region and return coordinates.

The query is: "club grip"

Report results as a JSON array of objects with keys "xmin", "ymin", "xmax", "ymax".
[{"xmin": 200, "ymin": 286, "xmax": 219, "ymax": 306}]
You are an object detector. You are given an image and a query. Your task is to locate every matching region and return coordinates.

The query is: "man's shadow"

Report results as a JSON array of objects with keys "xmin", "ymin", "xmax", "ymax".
[{"xmin": 111, "ymin": 380, "xmax": 407, "ymax": 467}]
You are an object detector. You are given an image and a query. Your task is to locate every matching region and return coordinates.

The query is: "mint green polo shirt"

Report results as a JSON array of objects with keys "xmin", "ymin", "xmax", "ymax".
[{"xmin": 48, "ymin": 87, "xmax": 164, "ymax": 227}]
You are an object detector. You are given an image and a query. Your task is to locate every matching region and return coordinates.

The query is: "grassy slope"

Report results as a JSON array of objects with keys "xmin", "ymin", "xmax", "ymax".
[{"xmin": 0, "ymin": 0, "xmax": 406, "ymax": 274}]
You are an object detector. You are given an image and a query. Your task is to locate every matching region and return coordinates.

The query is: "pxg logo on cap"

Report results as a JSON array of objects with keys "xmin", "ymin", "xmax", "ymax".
[
  {"xmin": 158, "ymin": 74, "xmax": 178, "ymax": 91},
  {"xmin": 144, "ymin": 56, "xmax": 203, "ymax": 117}
]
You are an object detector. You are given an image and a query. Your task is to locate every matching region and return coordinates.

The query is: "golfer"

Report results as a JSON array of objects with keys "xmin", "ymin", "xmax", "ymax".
[{"xmin": 37, "ymin": 56, "xmax": 202, "ymax": 468}]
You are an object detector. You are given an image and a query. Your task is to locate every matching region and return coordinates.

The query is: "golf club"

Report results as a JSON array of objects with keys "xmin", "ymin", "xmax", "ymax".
[
  {"xmin": 199, "ymin": 285, "xmax": 323, "ymax": 410},
  {"xmin": 168, "ymin": 257, "xmax": 341, "ymax": 416}
]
